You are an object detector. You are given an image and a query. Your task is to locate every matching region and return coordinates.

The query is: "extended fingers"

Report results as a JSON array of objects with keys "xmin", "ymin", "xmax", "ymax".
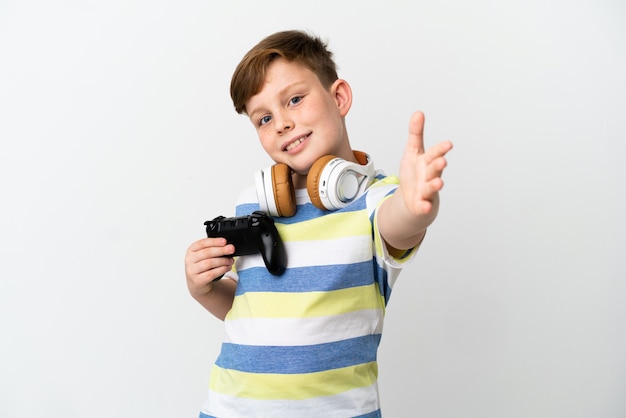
[
  {"xmin": 423, "ymin": 176, "xmax": 445, "ymax": 197},
  {"xmin": 427, "ymin": 154, "xmax": 448, "ymax": 179},
  {"xmin": 419, "ymin": 149, "xmax": 449, "ymax": 198},
  {"xmin": 423, "ymin": 141, "xmax": 453, "ymax": 163}
]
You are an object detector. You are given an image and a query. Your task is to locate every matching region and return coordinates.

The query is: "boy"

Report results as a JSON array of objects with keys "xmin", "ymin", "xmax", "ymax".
[{"xmin": 185, "ymin": 30, "xmax": 452, "ymax": 417}]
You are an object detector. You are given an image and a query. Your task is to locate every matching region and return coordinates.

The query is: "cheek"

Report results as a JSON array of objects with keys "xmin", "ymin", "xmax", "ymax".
[{"xmin": 258, "ymin": 133, "xmax": 275, "ymax": 154}]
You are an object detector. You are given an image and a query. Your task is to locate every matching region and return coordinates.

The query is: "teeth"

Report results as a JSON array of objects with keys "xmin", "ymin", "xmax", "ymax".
[{"xmin": 285, "ymin": 136, "xmax": 306, "ymax": 151}]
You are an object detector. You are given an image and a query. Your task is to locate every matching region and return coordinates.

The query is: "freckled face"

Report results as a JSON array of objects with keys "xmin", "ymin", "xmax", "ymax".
[{"xmin": 246, "ymin": 58, "xmax": 353, "ymax": 182}]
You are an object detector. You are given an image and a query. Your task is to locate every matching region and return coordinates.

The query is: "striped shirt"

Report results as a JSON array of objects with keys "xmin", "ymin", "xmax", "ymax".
[{"xmin": 200, "ymin": 173, "xmax": 416, "ymax": 418}]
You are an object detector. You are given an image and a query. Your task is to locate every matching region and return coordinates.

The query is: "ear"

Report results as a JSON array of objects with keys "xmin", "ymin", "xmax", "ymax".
[{"xmin": 331, "ymin": 79, "xmax": 352, "ymax": 117}]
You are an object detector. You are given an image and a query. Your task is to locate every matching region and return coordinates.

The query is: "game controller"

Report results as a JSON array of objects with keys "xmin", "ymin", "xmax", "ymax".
[{"xmin": 204, "ymin": 211, "xmax": 287, "ymax": 276}]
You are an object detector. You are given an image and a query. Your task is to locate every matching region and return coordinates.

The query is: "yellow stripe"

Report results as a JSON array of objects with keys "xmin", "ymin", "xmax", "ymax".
[
  {"xmin": 228, "ymin": 284, "xmax": 384, "ymax": 319},
  {"xmin": 209, "ymin": 362, "xmax": 378, "ymax": 400},
  {"xmin": 373, "ymin": 175, "xmax": 399, "ymax": 186},
  {"xmin": 276, "ymin": 210, "xmax": 370, "ymax": 242}
]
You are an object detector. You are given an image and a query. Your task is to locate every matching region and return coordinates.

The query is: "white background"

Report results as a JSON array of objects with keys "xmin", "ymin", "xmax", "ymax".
[{"xmin": 1, "ymin": 1, "xmax": 625, "ymax": 417}]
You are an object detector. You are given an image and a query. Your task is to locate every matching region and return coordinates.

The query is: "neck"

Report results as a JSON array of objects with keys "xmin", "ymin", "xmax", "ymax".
[{"xmin": 292, "ymin": 172, "xmax": 307, "ymax": 189}]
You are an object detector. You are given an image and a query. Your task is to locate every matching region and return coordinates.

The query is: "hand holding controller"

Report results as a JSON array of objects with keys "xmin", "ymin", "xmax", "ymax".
[{"xmin": 204, "ymin": 211, "xmax": 287, "ymax": 276}]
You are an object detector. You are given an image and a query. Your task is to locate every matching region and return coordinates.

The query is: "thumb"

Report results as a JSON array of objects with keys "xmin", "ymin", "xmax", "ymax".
[{"xmin": 406, "ymin": 111, "xmax": 425, "ymax": 154}]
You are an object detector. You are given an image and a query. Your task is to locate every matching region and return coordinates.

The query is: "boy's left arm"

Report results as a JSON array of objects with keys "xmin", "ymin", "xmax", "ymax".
[{"xmin": 377, "ymin": 111, "xmax": 453, "ymax": 252}]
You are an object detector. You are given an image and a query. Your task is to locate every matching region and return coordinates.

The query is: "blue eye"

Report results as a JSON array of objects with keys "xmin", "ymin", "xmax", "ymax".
[
  {"xmin": 259, "ymin": 115, "xmax": 272, "ymax": 126},
  {"xmin": 289, "ymin": 96, "xmax": 302, "ymax": 105}
]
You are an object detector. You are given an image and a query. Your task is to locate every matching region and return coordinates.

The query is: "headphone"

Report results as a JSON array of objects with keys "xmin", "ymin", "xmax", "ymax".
[{"xmin": 255, "ymin": 150, "xmax": 375, "ymax": 217}]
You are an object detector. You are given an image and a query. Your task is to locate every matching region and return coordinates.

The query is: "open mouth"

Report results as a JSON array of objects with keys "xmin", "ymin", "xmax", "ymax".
[{"xmin": 284, "ymin": 133, "xmax": 310, "ymax": 151}]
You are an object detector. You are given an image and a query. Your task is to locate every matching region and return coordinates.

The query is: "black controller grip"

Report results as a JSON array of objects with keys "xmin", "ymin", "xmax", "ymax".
[{"xmin": 204, "ymin": 211, "xmax": 287, "ymax": 276}]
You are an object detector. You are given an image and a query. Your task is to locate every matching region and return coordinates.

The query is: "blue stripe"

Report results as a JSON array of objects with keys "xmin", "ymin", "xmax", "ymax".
[
  {"xmin": 354, "ymin": 411, "xmax": 382, "ymax": 418},
  {"xmin": 233, "ymin": 258, "xmax": 393, "ymax": 302},
  {"xmin": 375, "ymin": 261, "xmax": 392, "ymax": 306},
  {"xmin": 235, "ymin": 202, "xmax": 260, "ymax": 216},
  {"xmin": 278, "ymin": 197, "xmax": 368, "ymax": 224},
  {"xmin": 215, "ymin": 334, "xmax": 381, "ymax": 374},
  {"xmin": 235, "ymin": 260, "xmax": 377, "ymax": 295},
  {"xmin": 235, "ymin": 201, "xmax": 329, "ymax": 221}
]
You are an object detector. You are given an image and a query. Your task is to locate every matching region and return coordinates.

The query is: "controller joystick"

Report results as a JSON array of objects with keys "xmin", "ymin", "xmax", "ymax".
[{"xmin": 204, "ymin": 211, "xmax": 287, "ymax": 277}]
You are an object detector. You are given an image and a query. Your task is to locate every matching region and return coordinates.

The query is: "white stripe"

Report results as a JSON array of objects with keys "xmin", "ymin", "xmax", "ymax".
[
  {"xmin": 224, "ymin": 309, "xmax": 384, "ymax": 346},
  {"xmin": 365, "ymin": 178, "xmax": 397, "ymax": 215},
  {"xmin": 202, "ymin": 383, "xmax": 380, "ymax": 418}
]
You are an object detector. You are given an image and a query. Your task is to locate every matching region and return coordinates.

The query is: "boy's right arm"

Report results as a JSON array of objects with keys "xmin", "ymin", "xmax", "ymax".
[{"xmin": 184, "ymin": 237, "xmax": 237, "ymax": 321}]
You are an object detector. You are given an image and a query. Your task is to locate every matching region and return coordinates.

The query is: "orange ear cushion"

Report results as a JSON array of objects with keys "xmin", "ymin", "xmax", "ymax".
[
  {"xmin": 271, "ymin": 163, "xmax": 296, "ymax": 217},
  {"xmin": 306, "ymin": 155, "xmax": 337, "ymax": 210}
]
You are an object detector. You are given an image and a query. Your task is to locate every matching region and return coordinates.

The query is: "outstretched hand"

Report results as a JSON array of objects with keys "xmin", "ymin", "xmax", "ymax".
[{"xmin": 398, "ymin": 111, "xmax": 453, "ymax": 217}]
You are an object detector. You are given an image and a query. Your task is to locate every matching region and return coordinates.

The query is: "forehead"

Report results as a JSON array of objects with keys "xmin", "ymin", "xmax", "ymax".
[
  {"xmin": 263, "ymin": 58, "xmax": 315, "ymax": 84},
  {"xmin": 247, "ymin": 59, "xmax": 321, "ymax": 108}
]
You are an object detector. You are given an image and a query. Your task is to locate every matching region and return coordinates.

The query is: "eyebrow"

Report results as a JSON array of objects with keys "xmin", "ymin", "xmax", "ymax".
[{"xmin": 247, "ymin": 81, "xmax": 308, "ymax": 121}]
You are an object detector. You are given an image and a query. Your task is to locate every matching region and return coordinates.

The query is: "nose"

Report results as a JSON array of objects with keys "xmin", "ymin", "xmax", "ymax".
[{"xmin": 274, "ymin": 111, "xmax": 293, "ymax": 133}]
